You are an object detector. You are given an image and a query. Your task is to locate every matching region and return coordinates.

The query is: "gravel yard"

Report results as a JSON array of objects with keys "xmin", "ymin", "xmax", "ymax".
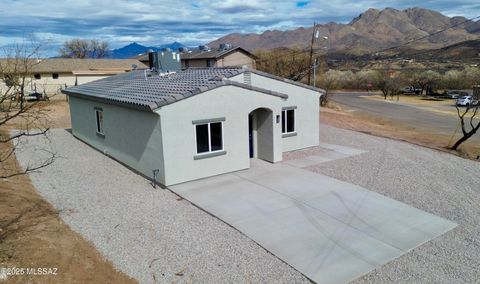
[
  {"xmin": 16, "ymin": 124, "xmax": 480, "ymax": 283},
  {"xmin": 309, "ymin": 125, "xmax": 480, "ymax": 283},
  {"xmin": 16, "ymin": 129, "xmax": 310, "ymax": 284}
]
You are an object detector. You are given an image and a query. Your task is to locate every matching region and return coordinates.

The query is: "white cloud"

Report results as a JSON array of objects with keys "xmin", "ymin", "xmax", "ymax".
[{"xmin": 0, "ymin": 0, "xmax": 478, "ymax": 54}]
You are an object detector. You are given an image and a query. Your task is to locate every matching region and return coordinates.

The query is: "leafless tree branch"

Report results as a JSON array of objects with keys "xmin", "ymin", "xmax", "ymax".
[
  {"xmin": 451, "ymin": 105, "xmax": 480, "ymax": 151},
  {"xmin": 0, "ymin": 39, "xmax": 55, "ymax": 179},
  {"xmin": 0, "ymin": 151, "xmax": 56, "ymax": 179}
]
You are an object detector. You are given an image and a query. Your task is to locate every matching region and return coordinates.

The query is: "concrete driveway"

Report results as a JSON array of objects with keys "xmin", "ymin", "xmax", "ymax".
[{"xmin": 170, "ymin": 159, "xmax": 456, "ymax": 283}]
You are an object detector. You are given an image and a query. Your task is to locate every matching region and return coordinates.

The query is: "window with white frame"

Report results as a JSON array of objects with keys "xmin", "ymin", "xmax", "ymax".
[
  {"xmin": 95, "ymin": 108, "xmax": 104, "ymax": 135},
  {"xmin": 195, "ymin": 121, "xmax": 223, "ymax": 154},
  {"xmin": 282, "ymin": 108, "xmax": 296, "ymax": 134}
]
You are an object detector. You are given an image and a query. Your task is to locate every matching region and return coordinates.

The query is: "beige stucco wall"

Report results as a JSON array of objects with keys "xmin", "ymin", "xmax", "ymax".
[
  {"xmin": 181, "ymin": 59, "xmax": 209, "ymax": 69},
  {"xmin": 0, "ymin": 73, "xmax": 110, "ymax": 97},
  {"xmin": 29, "ymin": 73, "xmax": 110, "ymax": 95},
  {"xmin": 157, "ymin": 85, "xmax": 285, "ymax": 185},
  {"xmin": 68, "ymin": 96, "xmax": 166, "ymax": 184},
  {"xmin": 181, "ymin": 51, "xmax": 256, "ymax": 69},
  {"xmin": 67, "ymin": 73, "xmax": 320, "ymax": 186},
  {"xmin": 229, "ymin": 72, "xmax": 321, "ymax": 152},
  {"xmin": 216, "ymin": 52, "xmax": 256, "ymax": 68}
]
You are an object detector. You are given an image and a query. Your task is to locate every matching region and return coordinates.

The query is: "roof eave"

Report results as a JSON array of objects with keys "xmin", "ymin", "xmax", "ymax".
[
  {"xmin": 225, "ymin": 81, "xmax": 288, "ymax": 99},
  {"xmin": 62, "ymin": 89, "xmax": 157, "ymax": 112},
  {"xmin": 239, "ymin": 68, "xmax": 326, "ymax": 94}
]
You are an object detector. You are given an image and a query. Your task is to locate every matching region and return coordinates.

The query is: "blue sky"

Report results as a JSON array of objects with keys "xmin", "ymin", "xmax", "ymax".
[{"xmin": 1, "ymin": 0, "xmax": 479, "ymax": 55}]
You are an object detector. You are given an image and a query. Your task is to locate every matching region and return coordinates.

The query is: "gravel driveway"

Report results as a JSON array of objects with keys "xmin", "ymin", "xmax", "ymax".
[{"xmin": 16, "ymin": 125, "xmax": 480, "ymax": 283}]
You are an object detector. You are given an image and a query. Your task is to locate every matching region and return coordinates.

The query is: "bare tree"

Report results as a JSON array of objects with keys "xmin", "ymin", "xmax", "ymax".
[
  {"xmin": 450, "ymin": 104, "xmax": 480, "ymax": 151},
  {"xmin": 255, "ymin": 48, "xmax": 310, "ymax": 81},
  {"xmin": 355, "ymin": 69, "xmax": 378, "ymax": 91},
  {"xmin": 59, "ymin": 38, "xmax": 110, "ymax": 59},
  {"xmin": 443, "ymin": 70, "xmax": 463, "ymax": 90},
  {"xmin": 0, "ymin": 41, "xmax": 55, "ymax": 178},
  {"xmin": 370, "ymin": 70, "xmax": 392, "ymax": 99},
  {"xmin": 318, "ymin": 69, "xmax": 340, "ymax": 106},
  {"xmin": 410, "ymin": 70, "xmax": 441, "ymax": 96},
  {"xmin": 462, "ymin": 67, "xmax": 480, "ymax": 88}
]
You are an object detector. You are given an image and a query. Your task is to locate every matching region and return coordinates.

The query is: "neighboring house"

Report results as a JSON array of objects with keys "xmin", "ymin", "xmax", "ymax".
[
  {"xmin": 62, "ymin": 67, "xmax": 323, "ymax": 186},
  {"xmin": 135, "ymin": 45, "xmax": 257, "ymax": 69},
  {"xmin": 0, "ymin": 58, "xmax": 147, "ymax": 95}
]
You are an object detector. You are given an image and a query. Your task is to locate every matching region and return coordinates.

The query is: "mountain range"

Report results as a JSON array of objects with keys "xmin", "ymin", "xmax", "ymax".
[
  {"xmin": 208, "ymin": 7, "xmax": 480, "ymax": 55},
  {"xmin": 38, "ymin": 7, "xmax": 480, "ymax": 59},
  {"xmin": 110, "ymin": 42, "xmax": 187, "ymax": 59}
]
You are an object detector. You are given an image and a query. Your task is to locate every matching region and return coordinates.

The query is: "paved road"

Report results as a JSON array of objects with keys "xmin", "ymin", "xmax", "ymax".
[{"xmin": 331, "ymin": 92, "xmax": 480, "ymax": 144}]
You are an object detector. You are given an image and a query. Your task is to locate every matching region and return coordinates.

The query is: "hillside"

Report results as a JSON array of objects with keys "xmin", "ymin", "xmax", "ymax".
[
  {"xmin": 411, "ymin": 39, "xmax": 480, "ymax": 60},
  {"xmin": 110, "ymin": 42, "xmax": 187, "ymax": 59},
  {"xmin": 208, "ymin": 7, "xmax": 480, "ymax": 55}
]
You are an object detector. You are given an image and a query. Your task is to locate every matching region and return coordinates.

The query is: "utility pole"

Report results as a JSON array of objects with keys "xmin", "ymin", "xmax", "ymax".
[
  {"xmin": 307, "ymin": 22, "xmax": 317, "ymax": 86},
  {"xmin": 313, "ymin": 58, "xmax": 318, "ymax": 88}
]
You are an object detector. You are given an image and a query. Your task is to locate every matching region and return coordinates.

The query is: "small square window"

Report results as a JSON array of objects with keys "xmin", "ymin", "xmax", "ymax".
[
  {"xmin": 195, "ymin": 121, "xmax": 223, "ymax": 154},
  {"xmin": 52, "ymin": 73, "xmax": 59, "ymax": 79},
  {"xmin": 34, "ymin": 73, "xmax": 41, "ymax": 80}
]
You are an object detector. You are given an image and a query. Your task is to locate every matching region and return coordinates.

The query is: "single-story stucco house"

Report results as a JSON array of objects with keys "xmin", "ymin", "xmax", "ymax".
[
  {"xmin": 62, "ymin": 67, "xmax": 324, "ymax": 186},
  {"xmin": 0, "ymin": 58, "xmax": 147, "ymax": 96}
]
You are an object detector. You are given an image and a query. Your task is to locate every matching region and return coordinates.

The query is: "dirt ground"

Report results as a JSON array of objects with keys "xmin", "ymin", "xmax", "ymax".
[
  {"xmin": 361, "ymin": 94, "xmax": 470, "ymax": 117},
  {"xmin": 0, "ymin": 101, "xmax": 135, "ymax": 283},
  {"xmin": 362, "ymin": 94, "xmax": 454, "ymax": 106},
  {"xmin": 321, "ymin": 103, "xmax": 480, "ymax": 160}
]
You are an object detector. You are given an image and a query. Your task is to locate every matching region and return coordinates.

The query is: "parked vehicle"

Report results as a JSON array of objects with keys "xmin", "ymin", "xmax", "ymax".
[
  {"xmin": 23, "ymin": 92, "xmax": 43, "ymax": 101},
  {"xmin": 437, "ymin": 90, "xmax": 469, "ymax": 99},
  {"xmin": 402, "ymin": 86, "xmax": 422, "ymax": 95},
  {"xmin": 443, "ymin": 90, "xmax": 461, "ymax": 99},
  {"xmin": 456, "ymin": 95, "xmax": 479, "ymax": 106}
]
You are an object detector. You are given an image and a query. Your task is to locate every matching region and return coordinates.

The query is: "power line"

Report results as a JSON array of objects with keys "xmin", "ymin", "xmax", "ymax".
[
  {"xmin": 259, "ymin": 14, "xmax": 480, "ymax": 65},
  {"xmin": 256, "ymin": 14, "xmax": 480, "ymax": 83},
  {"xmin": 375, "ymin": 15, "xmax": 480, "ymax": 55},
  {"xmin": 310, "ymin": 14, "xmax": 480, "ymax": 73}
]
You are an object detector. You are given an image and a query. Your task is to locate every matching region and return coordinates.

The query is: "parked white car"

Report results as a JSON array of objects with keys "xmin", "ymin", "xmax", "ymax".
[{"xmin": 456, "ymin": 96, "xmax": 479, "ymax": 106}]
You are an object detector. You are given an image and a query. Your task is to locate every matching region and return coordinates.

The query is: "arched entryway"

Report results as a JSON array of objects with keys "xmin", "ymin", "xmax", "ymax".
[{"xmin": 248, "ymin": 108, "xmax": 275, "ymax": 162}]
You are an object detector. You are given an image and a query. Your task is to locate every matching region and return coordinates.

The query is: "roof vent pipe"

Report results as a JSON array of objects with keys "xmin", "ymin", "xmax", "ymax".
[
  {"xmin": 198, "ymin": 45, "xmax": 210, "ymax": 51},
  {"xmin": 219, "ymin": 43, "xmax": 231, "ymax": 50}
]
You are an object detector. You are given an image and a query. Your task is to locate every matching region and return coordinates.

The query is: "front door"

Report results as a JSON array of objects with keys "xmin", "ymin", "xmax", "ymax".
[{"xmin": 248, "ymin": 115, "xmax": 254, "ymax": 158}]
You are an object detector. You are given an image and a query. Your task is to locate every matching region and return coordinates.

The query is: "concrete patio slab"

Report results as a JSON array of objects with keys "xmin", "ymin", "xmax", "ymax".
[
  {"xmin": 170, "ymin": 159, "xmax": 457, "ymax": 284},
  {"xmin": 283, "ymin": 143, "xmax": 367, "ymax": 168}
]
